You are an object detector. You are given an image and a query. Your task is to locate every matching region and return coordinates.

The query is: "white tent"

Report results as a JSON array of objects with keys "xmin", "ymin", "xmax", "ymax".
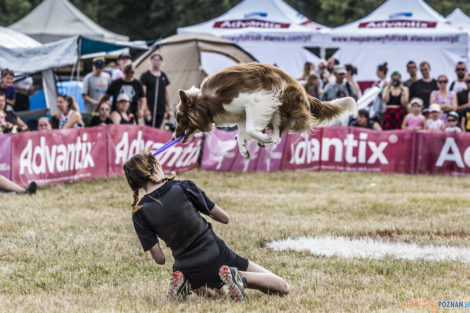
[
  {"xmin": 447, "ymin": 8, "xmax": 470, "ymax": 63},
  {"xmin": 0, "ymin": 26, "xmax": 41, "ymax": 49},
  {"xmin": 325, "ymin": 0, "xmax": 468, "ymax": 82},
  {"xmin": 177, "ymin": 0, "xmax": 328, "ymax": 78},
  {"xmin": 9, "ymin": 0, "xmax": 128, "ymax": 44}
]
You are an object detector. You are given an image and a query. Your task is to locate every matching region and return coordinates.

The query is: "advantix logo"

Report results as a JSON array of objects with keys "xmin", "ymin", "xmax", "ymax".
[
  {"xmin": 213, "ymin": 19, "xmax": 290, "ymax": 29},
  {"xmin": 358, "ymin": 19, "xmax": 436, "ymax": 28}
]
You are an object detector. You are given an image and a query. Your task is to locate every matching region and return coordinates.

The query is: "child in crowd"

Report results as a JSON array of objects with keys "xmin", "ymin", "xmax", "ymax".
[
  {"xmin": 123, "ymin": 152, "xmax": 289, "ymax": 302},
  {"xmin": 402, "ymin": 97, "xmax": 426, "ymax": 130},
  {"xmin": 426, "ymin": 103, "xmax": 445, "ymax": 131},
  {"xmin": 445, "ymin": 111, "xmax": 461, "ymax": 132}
]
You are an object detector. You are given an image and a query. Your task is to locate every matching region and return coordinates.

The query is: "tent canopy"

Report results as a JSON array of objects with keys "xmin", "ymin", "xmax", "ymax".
[
  {"xmin": 0, "ymin": 26, "xmax": 41, "ymax": 49},
  {"xmin": 447, "ymin": 8, "xmax": 470, "ymax": 30},
  {"xmin": 177, "ymin": 0, "xmax": 327, "ymax": 77},
  {"xmin": 326, "ymin": 0, "xmax": 468, "ymax": 81},
  {"xmin": 134, "ymin": 33, "xmax": 257, "ymax": 106},
  {"xmin": 9, "ymin": 0, "xmax": 128, "ymax": 44}
]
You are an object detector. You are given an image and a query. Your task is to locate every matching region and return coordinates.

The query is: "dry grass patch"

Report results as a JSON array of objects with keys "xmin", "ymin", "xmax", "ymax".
[{"xmin": 0, "ymin": 171, "xmax": 469, "ymax": 312}]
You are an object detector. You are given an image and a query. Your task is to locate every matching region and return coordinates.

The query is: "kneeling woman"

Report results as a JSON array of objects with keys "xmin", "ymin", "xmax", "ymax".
[{"xmin": 123, "ymin": 152, "xmax": 289, "ymax": 301}]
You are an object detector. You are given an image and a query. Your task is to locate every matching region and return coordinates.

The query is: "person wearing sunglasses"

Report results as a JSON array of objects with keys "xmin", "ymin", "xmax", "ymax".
[
  {"xmin": 445, "ymin": 111, "xmax": 461, "ymax": 132},
  {"xmin": 90, "ymin": 101, "xmax": 113, "ymax": 126},
  {"xmin": 449, "ymin": 62, "xmax": 467, "ymax": 93},
  {"xmin": 430, "ymin": 74, "xmax": 457, "ymax": 126},
  {"xmin": 98, "ymin": 64, "xmax": 147, "ymax": 125}
]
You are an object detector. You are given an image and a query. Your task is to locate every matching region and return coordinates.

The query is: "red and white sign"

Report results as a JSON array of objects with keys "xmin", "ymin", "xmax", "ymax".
[
  {"xmin": 11, "ymin": 127, "xmax": 108, "ymax": 186},
  {"xmin": 358, "ymin": 19, "xmax": 437, "ymax": 28},
  {"xmin": 107, "ymin": 125, "xmax": 201, "ymax": 176},
  {"xmin": 0, "ymin": 134, "xmax": 11, "ymax": 179},
  {"xmin": 213, "ymin": 19, "xmax": 290, "ymax": 29}
]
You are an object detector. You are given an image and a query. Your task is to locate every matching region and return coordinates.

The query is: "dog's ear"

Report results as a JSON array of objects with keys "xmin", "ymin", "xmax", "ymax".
[{"xmin": 179, "ymin": 89, "xmax": 189, "ymax": 104}]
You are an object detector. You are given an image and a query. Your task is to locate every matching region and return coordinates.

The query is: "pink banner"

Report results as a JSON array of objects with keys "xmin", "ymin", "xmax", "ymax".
[
  {"xmin": 107, "ymin": 125, "xmax": 201, "ymax": 176},
  {"xmin": 281, "ymin": 129, "xmax": 323, "ymax": 171},
  {"xmin": 11, "ymin": 127, "xmax": 108, "ymax": 186},
  {"xmin": 415, "ymin": 131, "xmax": 470, "ymax": 175},
  {"xmin": 0, "ymin": 134, "xmax": 11, "ymax": 179},
  {"xmin": 201, "ymin": 129, "xmax": 286, "ymax": 172}
]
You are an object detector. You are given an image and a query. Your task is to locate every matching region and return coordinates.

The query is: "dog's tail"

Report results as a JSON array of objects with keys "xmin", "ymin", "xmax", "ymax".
[{"xmin": 308, "ymin": 95, "xmax": 358, "ymax": 126}]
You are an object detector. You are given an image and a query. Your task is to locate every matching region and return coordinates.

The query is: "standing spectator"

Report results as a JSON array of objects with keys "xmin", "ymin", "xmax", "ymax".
[
  {"xmin": 403, "ymin": 61, "xmax": 418, "ymax": 89},
  {"xmin": 409, "ymin": 61, "xmax": 438, "ymax": 108},
  {"xmin": 297, "ymin": 62, "xmax": 315, "ymax": 84},
  {"xmin": 345, "ymin": 64, "xmax": 361, "ymax": 100},
  {"xmin": 0, "ymin": 91, "xmax": 27, "ymax": 131},
  {"xmin": 90, "ymin": 102, "xmax": 113, "ymax": 126},
  {"xmin": 449, "ymin": 62, "xmax": 467, "ymax": 93},
  {"xmin": 37, "ymin": 117, "xmax": 52, "ymax": 131},
  {"xmin": 457, "ymin": 74, "xmax": 470, "ymax": 132},
  {"xmin": 426, "ymin": 103, "xmax": 445, "ymax": 131},
  {"xmin": 140, "ymin": 53, "xmax": 171, "ymax": 128},
  {"xmin": 402, "ymin": 98, "xmax": 426, "ymax": 130},
  {"xmin": 429, "ymin": 74, "xmax": 457, "ymax": 126},
  {"xmin": 112, "ymin": 52, "xmax": 132, "ymax": 81},
  {"xmin": 321, "ymin": 65, "xmax": 355, "ymax": 101},
  {"xmin": 445, "ymin": 111, "xmax": 461, "ymax": 132},
  {"xmin": 53, "ymin": 95, "xmax": 83, "ymax": 129},
  {"xmin": 110, "ymin": 93, "xmax": 135, "ymax": 125},
  {"xmin": 369, "ymin": 62, "xmax": 388, "ymax": 121},
  {"xmin": 99, "ymin": 64, "xmax": 146, "ymax": 124},
  {"xmin": 349, "ymin": 109, "xmax": 382, "ymax": 130},
  {"xmin": 82, "ymin": 57, "xmax": 111, "ymax": 114},
  {"xmin": 381, "ymin": 71, "xmax": 409, "ymax": 130},
  {"xmin": 14, "ymin": 76, "xmax": 34, "ymax": 111},
  {"xmin": 0, "ymin": 69, "xmax": 16, "ymax": 108},
  {"xmin": 303, "ymin": 74, "xmax": 322, "ymax": 99},
  {"xmin": 325, "ymin": 57, "xmax": 340, "ymax": 84},
  {"xmin": 317, "ymin": 59, "xmax": 328, "ymax": 85}
]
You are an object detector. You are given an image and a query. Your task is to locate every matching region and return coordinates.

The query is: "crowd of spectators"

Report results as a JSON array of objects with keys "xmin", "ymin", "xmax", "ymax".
[
  {"xmin": 298, "ymin": 58, "xmax": 470, "ymax": 133},
  {"xmin": 1, "ymin": 53, "xmax": 470, "ymax": 135}
]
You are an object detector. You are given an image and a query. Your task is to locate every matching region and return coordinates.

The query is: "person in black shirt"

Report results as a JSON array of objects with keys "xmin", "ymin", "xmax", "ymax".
[
  {"xmin": 457, "ymin": 74, "xmax": 470, "ymax": 131},
  {"xmin": 140, "ymin": 53, "xmax": 172, "ymax": 128},
  {"xmin": 98, "ymin": 64, "xmax": 146, "ymax": 123},
  {"xmin": 349, "ymin": 109, "xmax": 382, "ymax": 130},
  {"xmin": 124, "ymin": 152, "xmax": 289, "ymax": 301},
  {"xmin": 90, "ymin": 102, "xmax": 113, "ymax": 126},
  {"xmin": 409, "ymin": 61, "xmax": 438, "ymax": 108}
]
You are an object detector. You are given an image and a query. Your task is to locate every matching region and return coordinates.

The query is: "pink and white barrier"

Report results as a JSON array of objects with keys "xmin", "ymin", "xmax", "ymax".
[{"xmin": 2, "ymin": 125, "xmax": 470, "ymax": 186}]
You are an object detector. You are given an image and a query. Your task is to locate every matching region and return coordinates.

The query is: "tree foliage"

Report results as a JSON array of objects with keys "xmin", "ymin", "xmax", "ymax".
[{"xmin": 0, "ymin": 0, "xmax": 469, "ymax": 40}]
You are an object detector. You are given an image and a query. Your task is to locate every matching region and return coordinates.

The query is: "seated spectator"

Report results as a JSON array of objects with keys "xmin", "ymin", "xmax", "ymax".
[
  {"xmin": 37, "ymin": 117, "xmax": 52, "ymax": 131},
  {"xmin": 345, "ymin": 64, "xmax": 361, "ymax": 100},
  {"xmin": 426, "ymin": 104, "xmax": 445, "ymax": 131},
  {"xmin": 409, "ymin": 61, "xmax": 438, "ymax": 108},
  {"xmin": 430, "ymin": 74, "xmax": 457, "ymax": 126},
  {"xmin": 450, "ymin": 62, "xmax": 467, "ymax": 93},
  {"xmin": 110, "ymin": 93, "xmax": 135, "ymax": 124},
  {"xmin": 90, "ymin": 102, "xmax": 113, "ymax": 126},
  {"xmin": 53, "ymin": 95, "xmax": 83, "ymax": 129},
  {"xmin": 303, "ymin": 74, "xmax": 322, "ymax": 98},
  {"xmin": 0, "ymin": 91, "xmax": 27, "ymax": 131},
  {"xmin": 445, "ymin": 111, "xmax": 461, "ymax": 132},
  {"xmin": 381, "ymin": 71, "xmax": 409, "ymax": 130},
  {"xmin": 349, "ymin": 109, "xmax": 382, "ymax": 130},
  {"xmin": 402, "ymin": 98, "xmax": 426, "ymax": 130},
  {"xmin": 0, "ymin": 68, "xmax": 16, "ymax": 108},
  {"xmin": 14, "ymin": 75, "xmax": 34, "ymax": 112},
  {"xmin": 297, "ymin": 62, "xmax": 315, "ymax": 84},
  {"xmin": 0, "ymin": 175, "xmax": 36, "ymax": 195},
  {"xmin": 321, "ymin": 65, "xmax": 355, "ymax": 101},
  {"xmin": 422, "ymin": 107, "xmax": 430, "ymax": 120}
]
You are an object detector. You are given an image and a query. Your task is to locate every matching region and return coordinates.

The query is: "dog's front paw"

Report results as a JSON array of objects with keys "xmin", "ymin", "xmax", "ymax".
[{"xmin": 271, "ymin": 135, "xmax": 281, "ymax": 145}]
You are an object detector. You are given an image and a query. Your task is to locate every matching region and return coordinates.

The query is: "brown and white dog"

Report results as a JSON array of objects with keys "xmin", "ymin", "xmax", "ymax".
[{"xmin": 173, "ymin": 63, "xmax": 357, "ymax": 158}]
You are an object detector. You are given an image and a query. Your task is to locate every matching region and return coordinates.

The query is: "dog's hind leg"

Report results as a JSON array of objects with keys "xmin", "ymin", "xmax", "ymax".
[{"xmin": 244, "ymin": 98, "xmax": 275, "ymax": 145}]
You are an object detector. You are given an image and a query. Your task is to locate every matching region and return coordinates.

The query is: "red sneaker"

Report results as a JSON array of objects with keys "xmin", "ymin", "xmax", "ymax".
[
  {"xmin": 219, "ymin": 265, "xmax": 246, "ymax": 302},
  {"xmin": 167, "ymin": 271, "xmax": 190, "ymax": 300}
]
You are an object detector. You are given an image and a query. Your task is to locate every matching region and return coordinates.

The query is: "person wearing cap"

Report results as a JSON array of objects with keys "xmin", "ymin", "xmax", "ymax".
[
  {"xmin": 99, "ymin": 64, "xmax": 146, "ymax": 123},
  {"xmin": 409, "ymin": 61, "xmax": 438, "ymax": 108},
  {"xmin": 82, "ymin": 56, "xmax": 111, "ymax": 114},
  {"xmin": 445, "ymin": 111, "xmax": 461, "ymax": 132},
  {"xmin": 112, "ymin": 52, "xmax": 132, "ymax": 81},
  {"xmin": 402, "ymin": 98, "xmax": 426, "ymax": 130},
  {"xmin": 110, "ymin": 93, "xmax": 136, "ymax": 125},
  {"xmin": 381, "ymin": 70, "xmax": 409, "ymax": 130},
  {"xmin": 320, "ymin": 64, "xmax": 356, "ymax": 101},
  {"xmin": 430, "ymin": 74, "xmax": 457, "ymax": 127},
  {"xmin": 426, "ymin": 103, "xmax": 445, "ymax": 131},
  {"xmin": 140, "ymin": 52, "xmax": 172, "ymax": 128}
]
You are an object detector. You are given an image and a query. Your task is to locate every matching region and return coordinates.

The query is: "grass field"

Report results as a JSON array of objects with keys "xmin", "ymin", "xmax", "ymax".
[{"xmin": 1, "ymin": 170, "xmax": 470, "ymax": 312}]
